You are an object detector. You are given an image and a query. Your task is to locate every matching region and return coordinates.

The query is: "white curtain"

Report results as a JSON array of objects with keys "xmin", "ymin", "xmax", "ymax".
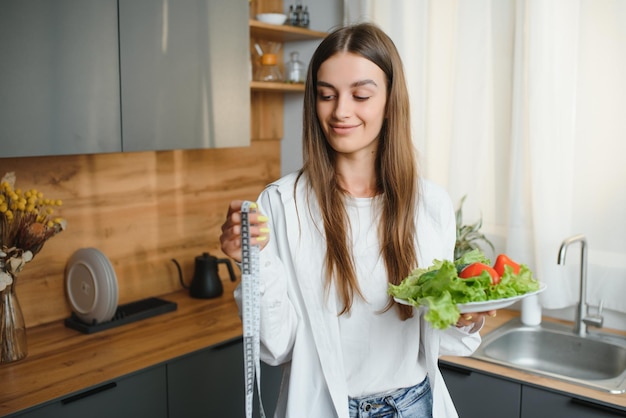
[{"xmin": 346, "ymin": 0, "xmax": 626, "ymax": 314}]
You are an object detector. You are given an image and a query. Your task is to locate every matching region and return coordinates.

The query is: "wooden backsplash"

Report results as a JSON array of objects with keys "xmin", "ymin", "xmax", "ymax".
[{"xmin": 0, "ymin": 140, "xmax": 280, "ymax": 328}]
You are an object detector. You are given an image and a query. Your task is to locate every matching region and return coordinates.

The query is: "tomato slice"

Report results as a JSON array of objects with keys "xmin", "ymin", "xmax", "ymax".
[
  {"xmin": 459, "ymin": 262, "xmax": 501, "ymax": 285},
  {"xmin": 493, "ymin": 254, "xmax": 521, "ymax": 277}
]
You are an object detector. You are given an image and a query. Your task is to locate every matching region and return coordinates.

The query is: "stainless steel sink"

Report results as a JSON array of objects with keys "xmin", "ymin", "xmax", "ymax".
[{"xmin": 472, "ymin": 318, "xmax": 626, "ymax": 393}]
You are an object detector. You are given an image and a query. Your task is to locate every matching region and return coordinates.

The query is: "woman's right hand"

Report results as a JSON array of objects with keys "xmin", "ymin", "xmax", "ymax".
[{"xmin": 219, "ymin": 200, "xmax": 270, "ymax": 262}]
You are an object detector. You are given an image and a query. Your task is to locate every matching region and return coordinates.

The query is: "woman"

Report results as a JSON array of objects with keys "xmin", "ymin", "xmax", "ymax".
[{"xmin": 220, "ymin": 22, "xmax": 492, "ymax": 418}]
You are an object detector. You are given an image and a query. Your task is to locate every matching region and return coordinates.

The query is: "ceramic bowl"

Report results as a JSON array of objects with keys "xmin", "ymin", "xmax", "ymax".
[{"xmin": 256, "ymin": 13, "xmax": 287, "ymax": 25}]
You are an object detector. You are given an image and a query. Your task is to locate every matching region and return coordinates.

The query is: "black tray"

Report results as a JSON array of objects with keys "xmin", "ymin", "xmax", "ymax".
[{"xmin": 65, "ymin": 297, "xmax": 178, "ymax": 334}]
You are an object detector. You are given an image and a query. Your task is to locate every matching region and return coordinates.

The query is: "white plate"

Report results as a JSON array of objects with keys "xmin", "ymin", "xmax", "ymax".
[
  {"xmin": 394, "ymin": 282, "xmax": 547, "ymax": 313},
  {"xmin": 90, "ymin": 247, "xmax": 119, "ymax": 321},
  {"xmin": 65, "ymin": 248, "xmax": 118, "ymax": 324}
]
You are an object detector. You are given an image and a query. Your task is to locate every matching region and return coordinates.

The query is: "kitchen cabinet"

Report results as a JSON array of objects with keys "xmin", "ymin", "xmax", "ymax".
[
  {"xmin": 119, "ymin": 0, "xmax": 250, "ymax": 151},
  {"xmin": 0, "ymin": 0, "xmax": 121, "ymax": 157},
  {"xmin": 521, "ymin": 386, "xmax": 626, "ymax": 418},
  {"xmin": 167, "ymin": 337, "xmax": 282, "ymax": 418},
  {"xmin": 0, "ymin": 0, "xmax": 250, "ymax": 157},
  {"xmin": 440, "ymin": 361, "xmax": 626, "ymax": 418},
  {"xmin": 7, "ymin": 338, "xmax": 282, "ymax": 418},
  {"xmin": 10, "ymin": 365, "xmax": 167, "ymax": 418},
  {"xmin": 440, "ymin": 362, "xmax": 521, "ymax": 418}
]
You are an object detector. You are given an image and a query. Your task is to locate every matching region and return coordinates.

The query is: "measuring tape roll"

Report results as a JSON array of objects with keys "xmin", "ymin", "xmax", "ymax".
[{"xmin": 241, "ymin": 201, "xmax": 265, "ymax": 418}]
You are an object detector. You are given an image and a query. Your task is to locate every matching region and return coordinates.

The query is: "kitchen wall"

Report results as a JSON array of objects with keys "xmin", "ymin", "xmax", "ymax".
[{"xmin": 0, "ymin": 143, "xmax": 280, "ymax": 328}]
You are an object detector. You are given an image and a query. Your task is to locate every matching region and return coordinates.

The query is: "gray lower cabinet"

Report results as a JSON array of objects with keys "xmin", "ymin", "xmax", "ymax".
[
  {"xmin": 439, "ymin": 361, "xmax": 521, "ymax": 418},
  {"xmin": 11, "ymin": 365, "xmax": 167, "ymax": 418},
  {"xmin": 167, "ymin": 337, "xmax": 282, "ymax": 418},
  {"xmin": 521, "ymin": 386, "xmax": 626, "ymax": 418},
  {"xmin": 8, "ymin": 338, "xmax": 282, "ymax": 418},
  {"xmin": 440, "ymin": 361, "xmax": 626, "ymax": 418}
]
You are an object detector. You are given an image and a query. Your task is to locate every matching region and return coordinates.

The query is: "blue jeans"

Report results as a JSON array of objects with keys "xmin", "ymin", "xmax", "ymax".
[{"xmin": 348, "ymin": 376, "xmax": 433, "ymax": 418}]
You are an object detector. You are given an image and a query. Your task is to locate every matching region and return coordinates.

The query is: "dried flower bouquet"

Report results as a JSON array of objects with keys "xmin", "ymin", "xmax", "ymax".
[{"xmin": 0, "ymin": 172, "xmax": 66, "ymax": 291}]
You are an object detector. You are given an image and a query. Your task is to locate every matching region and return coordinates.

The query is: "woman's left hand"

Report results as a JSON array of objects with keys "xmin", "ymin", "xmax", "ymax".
[{"xmin": 455, "ymin": 310, "xmax": 496, "ymax": 330}]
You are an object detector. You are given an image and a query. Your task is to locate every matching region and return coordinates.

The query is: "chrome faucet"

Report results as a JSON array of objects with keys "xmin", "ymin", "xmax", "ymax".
[{"xmin": 557, "ymin": 234, "xmax": 604, "ymax": 337}]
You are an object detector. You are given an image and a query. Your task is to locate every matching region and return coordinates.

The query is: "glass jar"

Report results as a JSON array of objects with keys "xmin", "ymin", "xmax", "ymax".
[{"xmin": 285, "ymin": 51, "xmax": 306, "ymax": 84}]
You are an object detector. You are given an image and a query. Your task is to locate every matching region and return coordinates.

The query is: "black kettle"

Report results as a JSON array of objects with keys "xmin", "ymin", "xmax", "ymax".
[{"xmin": 172, "ymin": 253, "xmax": 237, "ymax": 299}]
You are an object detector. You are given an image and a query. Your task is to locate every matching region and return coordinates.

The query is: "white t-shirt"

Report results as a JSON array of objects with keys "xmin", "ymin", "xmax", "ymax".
[{"xmin": 338, "ymin": 195, "xmax": 427, "ymax": 398}]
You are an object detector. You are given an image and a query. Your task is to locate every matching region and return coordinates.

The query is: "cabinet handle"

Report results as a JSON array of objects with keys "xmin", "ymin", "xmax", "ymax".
[
  {"xmin": 570, "ymin": 397, "xmax": 626, "ymax": 416},
  {"xmin": 61, "ymin": 382, "xmax": 117, "ymax": 405},
  {"xmin": 438, "ymin": 362, "xmax": 473, "ymax": 376}
]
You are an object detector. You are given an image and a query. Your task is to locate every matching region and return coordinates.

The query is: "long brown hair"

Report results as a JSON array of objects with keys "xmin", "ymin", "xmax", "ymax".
[{"xmin": 299, "ymin": 23, "xmax": 418, "ymax": 320}]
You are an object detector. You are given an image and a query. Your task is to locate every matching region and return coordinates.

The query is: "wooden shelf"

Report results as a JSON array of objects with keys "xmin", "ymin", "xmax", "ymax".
[
  {"xmin": 249, "ymin": 6, "xmax": 325, "ymax": 141},
  {"xmin": 251, "ymin": 80, "xmax": 305, "ymax": 92},
  {"xmin": 249, "ymin": 19, "xmax": 327, "ymax": 42}
]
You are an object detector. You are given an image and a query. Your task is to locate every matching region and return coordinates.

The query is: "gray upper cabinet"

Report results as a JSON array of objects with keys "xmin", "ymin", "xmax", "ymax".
[
  {"xmin": 0, "ymin": 0, "xmax": 250, "ymax": 158},
  {"xmin": 0, "ymin": 0, "xmax": 122, "ymax": 157},
  {"xmin": 119, "ymin": 0, "xmax": 250, "ymax": 151}
]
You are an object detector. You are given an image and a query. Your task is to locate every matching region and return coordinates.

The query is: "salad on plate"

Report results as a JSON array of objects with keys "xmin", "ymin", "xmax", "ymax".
[{"xmin": 388, "ymin": 249, "xmax": 543, "ymax": 329}]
